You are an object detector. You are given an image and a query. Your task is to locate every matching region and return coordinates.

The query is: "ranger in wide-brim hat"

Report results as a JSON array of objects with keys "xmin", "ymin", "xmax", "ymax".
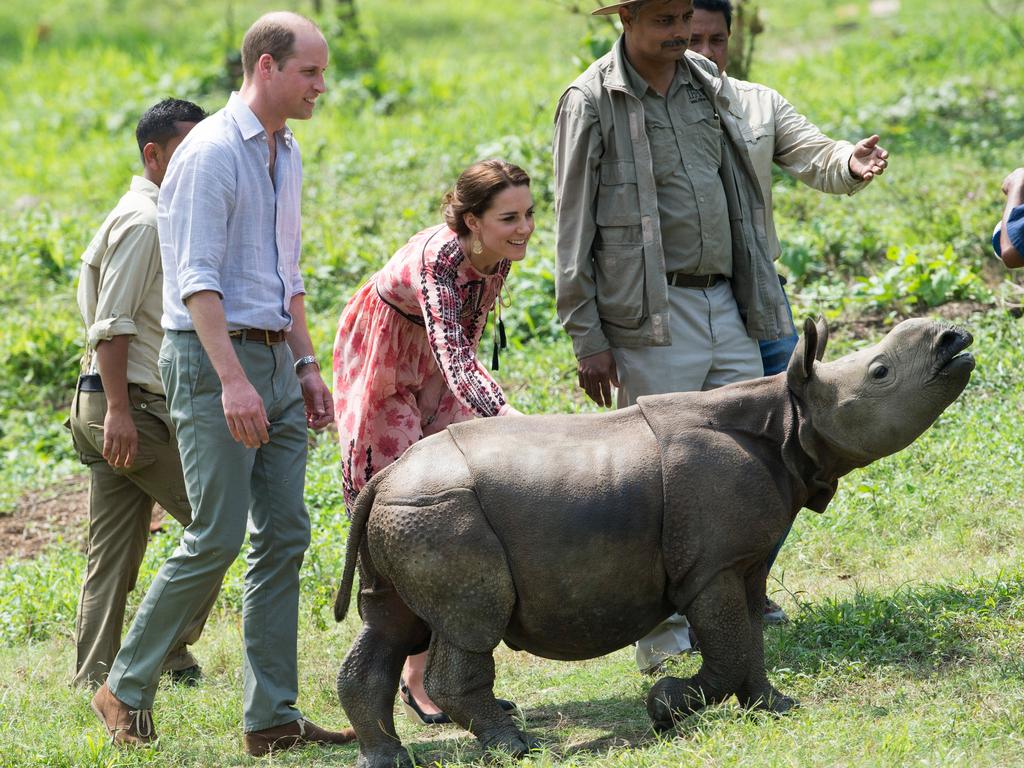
[{"xmin": 590, "ymin": 0, "xmax": 651, "ymax": 14}]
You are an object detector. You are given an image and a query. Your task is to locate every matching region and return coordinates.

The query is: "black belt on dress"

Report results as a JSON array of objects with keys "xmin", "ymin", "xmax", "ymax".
[
  {"xmin": 228, "ymin": 328, "xmax": 287, "ymax": 344},
  {"xmin": 376, "ymin": 284, "xmax": 425, "ymax": 327},
  {"xmin": 666, "ymin": 272, "xmax": 725, "ymax": 289}
]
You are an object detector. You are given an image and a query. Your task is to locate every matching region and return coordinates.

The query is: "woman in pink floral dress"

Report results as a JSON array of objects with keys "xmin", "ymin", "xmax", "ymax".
[{"xmin": 332, "ymin": 160, "xmax": 533, "ymax": 722}]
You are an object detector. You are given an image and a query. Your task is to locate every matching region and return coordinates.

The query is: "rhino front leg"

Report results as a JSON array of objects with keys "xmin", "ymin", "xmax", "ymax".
[
  {"xmin": 735, "ymin": 567, "xmax": 798, "ymax": 714},
  {"xmin": 647, "ymin": 569, "xmax": 751, "ymax": 731},
  {"xmin": 426, "ymin": 637, "xmax": 539, "ymax": 760}
]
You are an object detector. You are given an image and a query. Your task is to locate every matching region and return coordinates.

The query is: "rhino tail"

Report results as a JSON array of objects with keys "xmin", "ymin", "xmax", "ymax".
[{"xmin": 334, "ymin": 477, "xmax": 378, "ymax": 623}]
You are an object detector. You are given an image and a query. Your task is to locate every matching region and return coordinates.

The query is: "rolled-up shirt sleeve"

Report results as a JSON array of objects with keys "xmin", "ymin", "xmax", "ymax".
[
  {"xmin": 170, "ymin": 141, "xmax": 236, "ymax": 303},
  {"xmin": 87, "ymin": 224, "xmax": 160, "ymax": 348},
  {"xmin": 770, "ymin": 88, "xmax": 867, "ymax": 196},
  {"xmin": 553, "ymin": 88, "xmax": 608, "ymax": 361},
  {"xmin": 993, "ymin": 204, "xmax": 1024, "ymax": 258},
  {"xmin": 290, "ymin": 159, "xmax": 306, "ymax": 297},
  {"xmin": 289, "ymin": 213, "xmax": 305, "ymax": 298}
]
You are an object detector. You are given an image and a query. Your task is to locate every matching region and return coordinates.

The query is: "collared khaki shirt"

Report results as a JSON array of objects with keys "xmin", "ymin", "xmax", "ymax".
[
  {"xmin": 621, "ymin": 56, "xmax": 732, "ymax": 276},
  {"xmin": 721, "ymin": 75, "xmax": 868, "ymax": 263},
  {"xmin": 77, "ymin": 175, "xmax": 165, "ymax": 394}
]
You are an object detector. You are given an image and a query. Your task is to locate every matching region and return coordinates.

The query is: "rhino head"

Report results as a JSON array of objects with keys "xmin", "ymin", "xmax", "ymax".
[{"xmin": 787, "ymin": 317, "xmax": 974, "ymax": 468}]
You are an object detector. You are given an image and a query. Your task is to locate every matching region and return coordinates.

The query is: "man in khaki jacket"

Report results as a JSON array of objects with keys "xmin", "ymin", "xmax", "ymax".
[
  {"xmin": 70, "ymin": 99, "xmax": 219, "ymax": 688},
  {"xmin": 554, "ymin": 0, "xmax": 791, "ymax": 413},
  {"xmin": 690, "ymin": 0, "xmax": 888, "ymax": 624}
]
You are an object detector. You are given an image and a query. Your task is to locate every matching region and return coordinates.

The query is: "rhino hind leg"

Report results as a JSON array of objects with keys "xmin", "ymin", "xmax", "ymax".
[
  {"xmin": 369, "ymin": 489, "xmax": 516, "ymax": 652},
  {"xmin": 380, "ymin": 491, "xmax": 531, "ymax": 757},
  {"xmin": 337, "ymin": 559, "xmax": 429, "ymax": 768},
  {"xmin": 426, "ymin": 637, "xmax": 540, "ymax": 759}
]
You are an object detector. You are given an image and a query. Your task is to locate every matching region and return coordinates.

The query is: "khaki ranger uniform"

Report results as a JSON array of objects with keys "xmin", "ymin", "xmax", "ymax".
[
  {"xmin": 553, "ymin": 39, "xmax": 793, "ymax": 369},
  {"xmin": 554, "ymin": 39, "xmax": 793, "ymax": 670},
  {"xmin": 70, "ymin": 175, "xmax": 217, "ymax": 688}
]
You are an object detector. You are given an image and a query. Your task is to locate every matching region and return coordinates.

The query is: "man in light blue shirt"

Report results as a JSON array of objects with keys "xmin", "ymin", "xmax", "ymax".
[{"xmin": 91, "ymin": 12, "xmax": 355, "ymax": 757}]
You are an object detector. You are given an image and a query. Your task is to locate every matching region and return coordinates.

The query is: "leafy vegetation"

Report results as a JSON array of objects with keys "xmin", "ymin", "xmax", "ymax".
[{"xmin": 2, "ymin": 0, "xmax": 1024, "ymax": 765}]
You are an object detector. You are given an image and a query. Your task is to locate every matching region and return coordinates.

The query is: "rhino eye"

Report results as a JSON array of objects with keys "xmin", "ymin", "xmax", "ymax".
[{"xmin": 870, "ymin": 363, "xmax": 889, "ymax": 379}]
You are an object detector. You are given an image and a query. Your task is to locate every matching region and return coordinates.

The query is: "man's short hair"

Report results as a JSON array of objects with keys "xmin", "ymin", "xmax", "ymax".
[
  {"xmin": 135, "ymin": 98, "xmax": 206, "ymax": 154},
  {"xmin": 241, "ymin": 13, "xmax": 317, "ymax": 76},
  {"xmin": 693, "ymin": 0, "xmax": 733, "ymax": 32}
]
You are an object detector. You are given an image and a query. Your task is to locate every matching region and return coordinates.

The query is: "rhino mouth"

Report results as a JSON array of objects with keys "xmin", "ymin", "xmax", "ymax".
[{"xmin": 933, "ymin": 327, "xmax": 975, "ymax": 378}]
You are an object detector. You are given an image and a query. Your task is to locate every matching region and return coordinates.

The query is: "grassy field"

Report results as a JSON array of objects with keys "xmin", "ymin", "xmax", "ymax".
[{"xmin": 2, "ymin": 0, "xmax": 1024, "ymax": 766}]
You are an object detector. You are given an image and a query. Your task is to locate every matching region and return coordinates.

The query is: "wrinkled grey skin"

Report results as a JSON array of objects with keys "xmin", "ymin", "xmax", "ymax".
[{"xmin": 334, "ymin": 318, "xmax": 974, "ymax": 768}]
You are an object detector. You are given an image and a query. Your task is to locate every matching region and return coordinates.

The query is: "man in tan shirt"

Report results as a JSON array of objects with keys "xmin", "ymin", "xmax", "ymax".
[
  {"xmin": 690, "ymin": 0, "xmax": 888, "ymax": 624},
  {"xmin": 70, "ymin": 98, "xmax": 217, "ymax": 688}
]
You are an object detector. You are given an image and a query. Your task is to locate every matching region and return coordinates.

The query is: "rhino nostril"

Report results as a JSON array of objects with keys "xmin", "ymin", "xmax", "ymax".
[{"xmin": 936, "ymin": 329, "xmax": 963, "ymax": 356}]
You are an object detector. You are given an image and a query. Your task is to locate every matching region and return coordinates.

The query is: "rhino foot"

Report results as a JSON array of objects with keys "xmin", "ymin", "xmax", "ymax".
[
  {"xmin": 646, "ymin": 677, "xmax": 704, "ymax": 732},
  {"xmin": 741, "ymin": 689, "xmax": 800, "ymax": 715},
  {"xmin": 356, "ymin": 745, "xmax": 414, "ymax": 768},
  {"xmin": 481, "ymin": 730, "xmax": 541, "ymax": 761}
]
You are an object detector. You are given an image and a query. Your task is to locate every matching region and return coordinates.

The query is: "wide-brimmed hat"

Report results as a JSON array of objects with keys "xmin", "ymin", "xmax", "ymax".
[{"xmin": 590, "ymin": 1, "xmax": 640, "ymax": 15}]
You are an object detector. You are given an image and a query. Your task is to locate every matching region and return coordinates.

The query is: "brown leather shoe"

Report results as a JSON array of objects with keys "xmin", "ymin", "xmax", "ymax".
[
  {"xmin": 90, "ymin": 682, "xmax": 158, "ymax": 746},
  {"xmin": 244, "ymin": 717, "xmax": 356, "ymax": 757}
]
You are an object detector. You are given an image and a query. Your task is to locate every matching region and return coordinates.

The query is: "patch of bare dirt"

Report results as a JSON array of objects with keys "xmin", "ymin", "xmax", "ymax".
[
  {"xmin": 1, "ymin": 475, "xmax": 88, "ymax": 563},
  {"xmin": 2, "ymin": 475, "xmax": 177, "ymax": 564},
  {"xmin": 828, "ymin": 300, "xmax": 1000, "ymax": 340}
]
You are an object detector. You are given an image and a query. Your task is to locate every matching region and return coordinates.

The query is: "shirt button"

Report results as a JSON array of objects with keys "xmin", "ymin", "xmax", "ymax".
[{"xmin": 139, "ymin": 402, "xmax": 148, "ymax": 410}]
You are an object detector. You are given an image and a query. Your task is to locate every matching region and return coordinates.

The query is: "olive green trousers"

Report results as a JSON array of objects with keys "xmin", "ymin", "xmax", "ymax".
[{"xmin": 107, "ymin": 331, "xmax": 311, "ymax": 732}]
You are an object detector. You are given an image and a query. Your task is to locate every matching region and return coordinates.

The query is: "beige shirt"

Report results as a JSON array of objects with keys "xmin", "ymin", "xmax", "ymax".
[
  {"xmin": 77, "ymin": 176, "xmax": 165, "ymax": 395},
  {"xmin": 721, "ymin": 76, "xmax": 868, "ymax": 262},
  {"xmin": 622, "ymin": 56, "xmax": 732, "ymax": 276}
]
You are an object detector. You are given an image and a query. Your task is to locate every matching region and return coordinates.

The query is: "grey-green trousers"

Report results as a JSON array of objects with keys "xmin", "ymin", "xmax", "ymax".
[
  {"xmin": 69, "ymin": 383, "xmax": 218, "ymax": 688},
  {"xmin": 107, "ymin": 331, "xmax": 311, "ymax": 732}
]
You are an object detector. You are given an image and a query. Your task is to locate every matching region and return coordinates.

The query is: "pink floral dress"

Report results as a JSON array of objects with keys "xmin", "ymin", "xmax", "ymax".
[{"xmin": 333, "ymin": 224, "xmax": 513, "ymax": 510}]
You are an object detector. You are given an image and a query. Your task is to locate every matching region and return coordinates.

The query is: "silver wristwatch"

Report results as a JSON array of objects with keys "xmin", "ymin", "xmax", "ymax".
[{"xmin": 294, "ymin": 354, "xmax": 320, "ymax": 374}]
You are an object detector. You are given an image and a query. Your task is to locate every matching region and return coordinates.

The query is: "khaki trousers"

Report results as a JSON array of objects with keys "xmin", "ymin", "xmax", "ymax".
[
  {"xmin": 69, "ymin": 383, "xmax": 219, "ymax": 688},
  {"xmin": 611, "ymin": 280, "xmax": 763, "ymax": 407}
]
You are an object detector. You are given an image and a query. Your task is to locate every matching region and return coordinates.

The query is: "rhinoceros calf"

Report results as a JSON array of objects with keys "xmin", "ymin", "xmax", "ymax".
[{"xmin": 334, "ymin": 318, "xmax": 974, "ymax": 768}]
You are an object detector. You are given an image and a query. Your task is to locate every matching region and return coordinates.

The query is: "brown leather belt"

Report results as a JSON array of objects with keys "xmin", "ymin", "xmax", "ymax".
[
  {"xmin": 228, "ymin": 328, "xmax": 287, "ymax": 344},
  {"xmin": 666, "ymin": 272, "xmax": 725, "ymax": 288}
]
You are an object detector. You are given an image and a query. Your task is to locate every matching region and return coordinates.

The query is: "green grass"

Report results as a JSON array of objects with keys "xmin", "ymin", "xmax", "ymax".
[{"xmin": 2, "ymin": 0, "xmax": 1024, "ymax": 765}]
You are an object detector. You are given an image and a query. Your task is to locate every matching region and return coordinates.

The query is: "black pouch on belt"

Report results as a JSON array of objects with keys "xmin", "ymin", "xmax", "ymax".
[{"xmin": 78, "ymin": 373, "xmax": 104, "ymax": 392}]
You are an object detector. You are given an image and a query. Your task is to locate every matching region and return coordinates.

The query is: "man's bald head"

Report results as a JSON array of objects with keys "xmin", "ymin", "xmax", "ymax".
[{"xmin": 241, "ymin": 12, "xmax": 323, "ymax": 77}]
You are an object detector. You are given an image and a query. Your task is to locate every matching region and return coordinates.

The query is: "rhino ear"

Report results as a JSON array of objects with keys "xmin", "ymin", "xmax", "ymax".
[
  {"xmin": 787, "ymin": 317, "xmax": 820, "ymax": 391},
  {"xmin": 813, "ymin": 316, "xmax": 829, "ymax": 361}
]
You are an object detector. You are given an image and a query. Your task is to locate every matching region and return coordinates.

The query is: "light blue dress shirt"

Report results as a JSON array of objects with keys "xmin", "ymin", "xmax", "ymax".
[{"xmin": 159, "ymin": 92, "xmax": 305, "ymax": 332}]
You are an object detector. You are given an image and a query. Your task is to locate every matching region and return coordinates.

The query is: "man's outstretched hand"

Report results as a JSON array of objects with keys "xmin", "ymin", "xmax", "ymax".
[{"xmin": 850, "ymin": 135, "xmax": 889, "ymax": 181}]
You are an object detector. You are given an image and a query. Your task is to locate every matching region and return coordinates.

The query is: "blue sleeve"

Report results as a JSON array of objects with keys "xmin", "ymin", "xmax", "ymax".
[{"xmin": 994, "ymin": 204, "xmax": 1024, "ymax": 257}]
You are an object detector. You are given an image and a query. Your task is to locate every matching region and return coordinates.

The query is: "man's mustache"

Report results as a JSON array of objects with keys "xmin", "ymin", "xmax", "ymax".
[{"xmin": 661, "ymin": 39, "xmax": 687, "ymax": 49}]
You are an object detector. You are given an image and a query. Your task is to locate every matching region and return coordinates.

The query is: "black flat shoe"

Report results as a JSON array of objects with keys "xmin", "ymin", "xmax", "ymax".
[{"xmin": 399, "ymin": 679, "xmax": 451, "ymax": 725}]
